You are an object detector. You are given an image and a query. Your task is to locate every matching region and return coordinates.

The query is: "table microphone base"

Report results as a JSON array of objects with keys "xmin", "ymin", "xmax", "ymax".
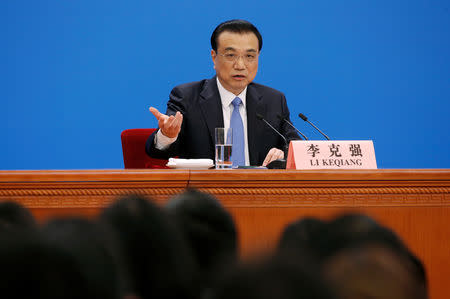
[{"xmin": 266, "ymin": 159, "xmax": 286, "ymax": 169}]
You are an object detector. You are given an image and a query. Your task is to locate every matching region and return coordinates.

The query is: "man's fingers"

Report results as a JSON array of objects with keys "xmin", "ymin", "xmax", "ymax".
[
  {"xmin": 172, "ymin": 112, "xmax": 183, "ymax": 130},
  {"xmin": 165, "ymin": 112, "xmax": 182, "ymax": 127},
  {"xmin": 165, "ymin": 114, "xmax": 177, "ymax": 128},
  {"xmin": 274, "ymin": 149, "xmax": 284, "ymax": 160},
  {"xmin": 149, "ymin": 107, "xmax": 162, "ymax": 120},
  {"xmin": 262, "ymin": 148, "xmax": 276, "ymax": 166},
  {"xmin": 174, "ymin": 111, "xmax": 183, "ymax": 121},
  {"xmin": 158, "ymin": 114, "xmax": 169, "ymax": 129},
  {"xmin": 262, "ymin": 148, "xmax": 284, "ymax": 166},
  {"xmin": 159, "ymin": 111, "xmax": 183, "ymax": 138},
  {"xmin": 161, "ymin": 115, "xmax": 174, "ymax": 131}
]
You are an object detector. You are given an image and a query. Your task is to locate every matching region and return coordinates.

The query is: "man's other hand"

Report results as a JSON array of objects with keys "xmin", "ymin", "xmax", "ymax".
[
  {"xmin": 149, "ymin": 107, "xmax": 183, "ymax": 138},
  {"xmin": 262, "ymin": 148, "xmax": 285, "ymax": 167}
]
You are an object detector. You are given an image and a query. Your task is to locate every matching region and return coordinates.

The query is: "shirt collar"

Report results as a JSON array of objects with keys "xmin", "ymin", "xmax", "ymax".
[{"xmin": 216, "ymin": 77, "xmax": 247, "ymax": 108}]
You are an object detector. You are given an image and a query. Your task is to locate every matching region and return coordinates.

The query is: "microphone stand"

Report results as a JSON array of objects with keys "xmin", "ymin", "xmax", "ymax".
[{"xmin": 256, "ymin": 113, "xmax": 288, "ymax": 169}]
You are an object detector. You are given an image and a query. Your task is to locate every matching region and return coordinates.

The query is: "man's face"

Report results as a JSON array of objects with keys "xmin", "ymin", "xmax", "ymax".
[{"xmin": 212, "ymin": 31, "xmax": 259, "ymax": 95}]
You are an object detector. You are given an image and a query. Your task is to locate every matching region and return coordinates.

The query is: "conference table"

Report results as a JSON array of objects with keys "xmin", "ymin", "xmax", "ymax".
[{"xmin": 0, "ymin": 169, "xmax": 449, "ymax": 298}]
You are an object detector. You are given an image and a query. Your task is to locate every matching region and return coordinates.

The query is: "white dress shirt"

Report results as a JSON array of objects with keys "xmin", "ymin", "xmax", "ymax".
[{"xmin": 154, "ymin": 77, "xmax": 250, "ymax": 166}]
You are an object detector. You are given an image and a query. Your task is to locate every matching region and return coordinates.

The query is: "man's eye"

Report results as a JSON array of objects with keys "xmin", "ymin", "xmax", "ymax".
[
  {"xmin": 225, "ymin": 54, "xmax": 236, "ymax": 58},
  {"xmin": 246, "ymin": 54, "xmax": 256, "ymax": 59}
]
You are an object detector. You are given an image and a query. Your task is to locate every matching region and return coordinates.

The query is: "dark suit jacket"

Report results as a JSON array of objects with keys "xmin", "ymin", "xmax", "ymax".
[{"xmin": 145, "ymin": 77, "xmax": 301, "ymax": 166}]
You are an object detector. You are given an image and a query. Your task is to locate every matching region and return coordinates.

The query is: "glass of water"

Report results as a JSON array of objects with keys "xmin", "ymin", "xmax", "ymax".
[{"xmin": 215, "ymin": 128, "xmax": 232, "ymax": 169}]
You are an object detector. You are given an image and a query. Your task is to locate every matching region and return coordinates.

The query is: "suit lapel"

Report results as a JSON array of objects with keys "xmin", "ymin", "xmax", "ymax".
[
  {"xmin": 199, "ymin": 77, "xmax": 224, "ymax": 146},
  {"xmin": 246, "ymin": 84, "xmax": 265, "ymax": 165}
]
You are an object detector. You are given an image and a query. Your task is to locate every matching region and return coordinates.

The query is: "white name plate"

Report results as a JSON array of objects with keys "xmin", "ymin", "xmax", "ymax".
[{"xmin": 286, "ymin": 140, "xmax": 377, "ymax": 170}]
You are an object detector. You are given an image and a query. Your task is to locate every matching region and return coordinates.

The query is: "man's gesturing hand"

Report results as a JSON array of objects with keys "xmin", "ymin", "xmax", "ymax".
[
  {"xmin": 149, "ymin": 107, "xmax": 183, "ymax": 138},
  {"xmin": 262, "ymin": 148, "xmax": 285, "ymax": 167}
]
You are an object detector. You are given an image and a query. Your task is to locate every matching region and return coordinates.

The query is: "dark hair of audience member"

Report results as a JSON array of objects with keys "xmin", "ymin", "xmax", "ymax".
[
  {"xmin": 166, "ymin": 189, "xmax": 238, "ymax": 291},
  {"xmin": 0, "ymin": 229, "xmax": 93, "ymax": 299},
  {"xmin": 210, "ymin": 254, "xmax": 336, "ymax": 299},
  {"xmin": 41, "ymin": 217, "xmax": 122, "ymax": 299},
  {"xmin": 317, "ymin": 214, "xmax": 428, "ymax": 298},
  {"xmin": 317, "ymin": 214, "xmax": 425, "ymax": 282},
  {"xmin": 278, "ymin": 217, "xmax": 325, "ymax": 261},
  {"xmin": 99, "ymin": 194, "xmax": 199, "ymax": 299},
  {"xmin": 323, "ymin": 243, "xmax": 427, "ymax": 299},
  {"xmin": 0, "ymin": 200, "xmax": 37, "ymax": 232}
]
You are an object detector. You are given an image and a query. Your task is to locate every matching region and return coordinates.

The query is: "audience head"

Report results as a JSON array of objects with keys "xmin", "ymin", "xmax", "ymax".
[
  {"xmin": 41, "ymin": 217, "xmax": 122, "ymax": 299},
  {"xmin": 0, "ymin": 229, "xmax": 92, "ymax": 299},
  {"xmin": 276, "ymin": 213, "xmax": 427, "ymax": 299},
  {"xmin": 99, "ymin": 194, "xmax": 198, "ymax": 299},
  {"xmin": 0, "ymin": 200, "xmax": 37, "ymax": 232},
  {"xmin": 316, "ymin": 214, "xmax": 425, "ymax": 271},
  {"xmin": 166, "ymin": 189, "xmax": 238, "ymax": 288},
  {"xmin": 278, "ymin": 217, "xmax": 325, "ymax": 260},
  {"xmin": 210, "ymin": 255, "xmax": 336, "ymax": 299},
  {"xmin": 323, "ymin": 243, "xmax": 427, "ymax": 299},
  {"xmin": 317, "ymin": 213, "xmax": 428, "ymax": 299}
]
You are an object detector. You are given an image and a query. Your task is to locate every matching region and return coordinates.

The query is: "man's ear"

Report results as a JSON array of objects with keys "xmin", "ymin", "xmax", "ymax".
[{"xmin": 211, "ymin": 49, "xmax": 216, "ymax": 69}]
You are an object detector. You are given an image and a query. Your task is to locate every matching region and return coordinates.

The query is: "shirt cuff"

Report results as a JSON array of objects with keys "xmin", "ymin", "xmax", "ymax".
[{"xmin": 154, "ymin": 129, "xmax": 178, "ymax": 150}]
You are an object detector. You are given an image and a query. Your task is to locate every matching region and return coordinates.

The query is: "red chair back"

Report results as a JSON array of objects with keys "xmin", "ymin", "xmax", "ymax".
[{"xmin": 121, "ymin": 129, "xmax": 169, "ymax": 169}]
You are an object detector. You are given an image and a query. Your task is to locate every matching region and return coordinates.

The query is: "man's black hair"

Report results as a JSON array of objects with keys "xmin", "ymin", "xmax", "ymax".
[
  {"xmin": 0, "ymin": 200, "xmax": 37, "ymax": 232},
  {"xmin": 99, "ymin": 194, "xmax": 199, "ymax": 299},
  {"xmin": 314, "ymin": 213, "xmax": 428, "ymax": 292},
  {"xmin": 41, "ymin": 217, "xmax": 122, "ymax": 299},
  {"xmin": 0, "ymin": 229, "xmax": 93, "ymax": 299},
  {"xmin": 211, "ymin": 19, "xmax": 263, "ymax": 52},
  {"xmin": 278, "ymin": 217, "xmax": 326, "ymax": 261},
  {"xmin": 210, "ymin": 255, "xmax": 336, "ymax": 299},
  {"xmin": 166, "ymin": 189, "xmax": 238, "ymax": 291}
]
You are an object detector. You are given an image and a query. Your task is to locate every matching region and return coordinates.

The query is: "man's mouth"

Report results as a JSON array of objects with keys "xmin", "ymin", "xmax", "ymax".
[{"xmin": 232, "ymin": 75, "xmax": 246, "ymax": 80}]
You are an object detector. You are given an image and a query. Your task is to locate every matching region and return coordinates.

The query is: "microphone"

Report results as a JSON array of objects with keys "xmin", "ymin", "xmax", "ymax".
[
  {"xmin": 277, "ymin": 114, "xmax": 308, "ymax": 140},
  {"xmin": 256, "ymin": 113, "xmax": 288, "ymax": 148},
  {"xmin": 298, "ymin": 113, "xmax": 330, "ymax": 140},
  {"xmin": 256, "ymin": 113, "xmax": 288, "ymax": 169}
]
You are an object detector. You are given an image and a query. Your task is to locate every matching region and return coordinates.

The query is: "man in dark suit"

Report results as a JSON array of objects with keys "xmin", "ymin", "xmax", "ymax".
[{"xmin": 146, "ymin": 20, "xmax": 300, "ymax": 166}]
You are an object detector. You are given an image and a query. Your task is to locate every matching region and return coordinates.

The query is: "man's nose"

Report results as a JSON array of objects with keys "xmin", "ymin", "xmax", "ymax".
[{"xmin": 234, "ymin": 55, "xmax": 246, "ymax": 69}]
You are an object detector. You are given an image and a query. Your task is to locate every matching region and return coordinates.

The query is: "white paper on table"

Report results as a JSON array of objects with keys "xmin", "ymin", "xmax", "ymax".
[{"xmin": 166, "ymin": 158, "xmax": 214, "ymax": 169}]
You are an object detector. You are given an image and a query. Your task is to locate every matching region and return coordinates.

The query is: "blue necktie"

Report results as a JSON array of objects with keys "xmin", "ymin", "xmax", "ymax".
[{"xmin": 230, "ymin": 97, "xmax": 245, "ymax": 166}]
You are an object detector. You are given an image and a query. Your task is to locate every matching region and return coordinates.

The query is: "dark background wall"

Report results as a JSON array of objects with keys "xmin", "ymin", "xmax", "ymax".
[{"xmin": 2, "ymin": 0, "xmax": 449, "ymax": 169}]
